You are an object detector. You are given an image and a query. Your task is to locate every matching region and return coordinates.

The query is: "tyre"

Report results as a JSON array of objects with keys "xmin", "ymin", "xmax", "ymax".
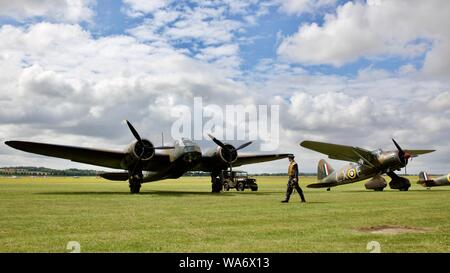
[
  {"xmin": 237, "ymin": 182, "xmax": 245, "ymax": 191},
  {"xmin": 211, "ymin": 182, "xmax": 222, "ymax": 193},
  {"xmin": 251, "ymin": 185, "xmax": 258, "ymax": 191},
  {"xmin": 223, "ymin": 182, "xmax": 230, "ymax": 191}
]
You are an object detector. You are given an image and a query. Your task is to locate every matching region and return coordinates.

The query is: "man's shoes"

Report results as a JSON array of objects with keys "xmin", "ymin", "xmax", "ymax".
[{"xmin": 281, "ymin": 200, "xmax": 289, "ymax": 203}]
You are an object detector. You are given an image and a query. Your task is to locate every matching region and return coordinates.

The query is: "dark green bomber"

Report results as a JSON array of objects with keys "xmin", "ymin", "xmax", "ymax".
[
  {"xmin": 300, "ymin": 139, "xmax": 435, "ymax": 191},
  {"xmin": 418, "ymin": 171, "xmax": 450, "ymax": 188},
  {"xmin": 5, "ymin": 120, "xmax": 291, "ymax": 194}
]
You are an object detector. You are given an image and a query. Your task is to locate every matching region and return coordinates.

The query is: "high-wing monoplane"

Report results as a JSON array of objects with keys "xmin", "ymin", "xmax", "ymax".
[
  {"xmin": 300, "ymin": 139, "xmax": 434, "ymax": 191},
  {"xmin": 5, "ymin": 120, "xmax": 291, "ymax": 193}
]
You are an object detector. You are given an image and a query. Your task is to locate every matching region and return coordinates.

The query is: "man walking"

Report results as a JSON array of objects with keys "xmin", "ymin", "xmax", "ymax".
[{"xmin": 282, "ymin": 155, "xmax": 306, "ymax": 203}]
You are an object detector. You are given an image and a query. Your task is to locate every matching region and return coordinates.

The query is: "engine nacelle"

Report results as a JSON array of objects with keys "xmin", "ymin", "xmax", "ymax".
[
  {"xmin": 127, "ymin": 139, "xmax": 155, "ymax": 161},
  {"xmin": 365, "ymin": 175, "xmax": 387, "ymax": 191},
  {"xmin": 377, "ymin": 151, "xmax": 404, "ymax": 170},
  {"xmin": 216, "ymin": 144, "xmax": 238, "ymax": 164}
]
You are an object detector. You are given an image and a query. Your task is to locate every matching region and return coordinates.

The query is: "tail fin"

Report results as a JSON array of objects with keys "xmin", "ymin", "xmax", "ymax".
[
  {"xmin": 318, "ymin": 159, "xmax": 334, "ymax": 181},
  {"xmin": 418, "ymin": 171, "xmax": 435, "ymax": 187},
  {"xmin": 418, "ymin": 171, "xmax": 431, "ymax": 182}
]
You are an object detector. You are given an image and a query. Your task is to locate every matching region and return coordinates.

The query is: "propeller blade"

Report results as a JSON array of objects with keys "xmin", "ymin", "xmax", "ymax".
[
  {"xmin": 130, "ymin": 149, "xmax": 145, "ymax": 177},
  {"xmin": 126, "ymin": 120, "xmax": 142, "ymax": 143},
  {"xmin": 207, "ymin": 133, "xmax": 227, "ymax": 149},
  {"xmin": 392, "ymin": 138, "xmax": 409, "ymax": 165},
  {"xmin": 235, "ymin": 141, "xmax": 252, "ymax": 151},
  {"xmin": 392, "ymin": 138, "xmax": 404, "ymax": 154}
]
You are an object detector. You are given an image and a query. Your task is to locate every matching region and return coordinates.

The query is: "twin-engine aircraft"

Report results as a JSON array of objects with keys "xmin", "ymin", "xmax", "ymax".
[
  {"xmin": 300, "ymin": 139, "xmax": 434, "ymax": 191},
  {"xmin": 417, "ymin": 171, "xmax": 450, "ymax": 188},
  {"xmin": 5, "ymin": 120, "xmax": 291, "ymax": 193}
]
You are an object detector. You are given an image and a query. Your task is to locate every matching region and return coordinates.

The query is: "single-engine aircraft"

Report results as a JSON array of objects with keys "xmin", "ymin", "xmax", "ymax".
[
  {"xmin": 300, "ymin": 139, "xmax": 435, "ymax": 191},
  {"xmin": 417, "ymin": 171, "xmax": 450, "ymax": 188},
  {"xmin": 5, "ymin": 120, "xmax": 291, "ymax": 193}
]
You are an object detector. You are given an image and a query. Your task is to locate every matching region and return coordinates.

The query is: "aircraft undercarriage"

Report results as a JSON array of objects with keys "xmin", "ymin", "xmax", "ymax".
[
  {"xmin": 387, "ymin": 171, "xmax": 411, "ymax": 191},
  {"xmin": 211, "ymin": 170, "xmax": 222, "ymax": 193},
  {"xmin": 129, "ymin": 174, "xmax": 142, "ymax": 194}
]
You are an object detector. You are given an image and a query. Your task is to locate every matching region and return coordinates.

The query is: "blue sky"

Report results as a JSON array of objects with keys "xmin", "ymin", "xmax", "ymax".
[{"xmin": 0, "ymin": 0, "xmax": 449, "ymax": 174}]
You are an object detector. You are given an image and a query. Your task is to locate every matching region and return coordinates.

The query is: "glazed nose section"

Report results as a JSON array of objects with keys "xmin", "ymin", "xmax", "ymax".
[
  {"xmin": 183, "ymin": 152, "xmax": 200, "ymax": 163},
  {"xmin": 182, "ymin": 143, "xmax": 201, "ymax": 163}
]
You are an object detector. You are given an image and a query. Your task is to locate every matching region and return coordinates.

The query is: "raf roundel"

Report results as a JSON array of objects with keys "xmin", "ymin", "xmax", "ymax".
[{"xmin": 347, "ymin": 168, "xmax": 357, "ymax": 179}]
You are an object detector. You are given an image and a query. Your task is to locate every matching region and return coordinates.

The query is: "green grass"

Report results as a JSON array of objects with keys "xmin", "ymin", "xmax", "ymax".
[{"xmin": 1, "ymin": 176, "xmax": 450, "ymax": 252}]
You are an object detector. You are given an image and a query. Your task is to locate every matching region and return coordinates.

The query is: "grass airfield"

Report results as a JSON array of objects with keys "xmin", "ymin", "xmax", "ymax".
[{"xmin": 1, "ymin": 175, "xmax": 450, "ymax": 253}]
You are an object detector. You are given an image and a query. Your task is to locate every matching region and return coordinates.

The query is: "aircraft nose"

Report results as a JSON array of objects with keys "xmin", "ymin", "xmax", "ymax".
[{"xmin": 183, "ymin": 152, "xmax": 200, "ymax": 163}]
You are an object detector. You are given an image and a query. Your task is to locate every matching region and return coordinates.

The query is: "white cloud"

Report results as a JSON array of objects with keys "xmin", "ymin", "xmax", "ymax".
[
  {"xmin": 288, "ymin": 92, "xmax": 376, "ymax": 130},
  {"xmin": 0, "ymin": 0, "xmax": 95, "ymax": 23},
  {"xmin": 277, "ymin": 0, "xmax": 450, "ymax": 80},
  {"xmin": 0, "ymin": 22, "xmax": 248, "ymax": 145},
  {"xmin": 276, "ymin": 0, "xmax": 336, "ymax": 15},
  {"xmin": 122, "ymin": 0, "xmax": 170, "ymax": 17}
]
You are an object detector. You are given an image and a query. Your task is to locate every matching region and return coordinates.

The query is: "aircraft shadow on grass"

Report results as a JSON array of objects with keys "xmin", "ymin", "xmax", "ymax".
[{"xmin": 36, "ymin": 190, "xmax": 274, "ymax": 197}]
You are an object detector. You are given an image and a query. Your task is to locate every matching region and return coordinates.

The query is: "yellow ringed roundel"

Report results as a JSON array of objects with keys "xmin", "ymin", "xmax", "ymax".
[{"xmin": 347, "ymin": 168, "xmax": 357, "ymax": 179}]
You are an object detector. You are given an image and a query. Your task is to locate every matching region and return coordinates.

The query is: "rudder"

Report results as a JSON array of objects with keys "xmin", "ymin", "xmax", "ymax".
[
  {"xmin": 318, "ymin": 159, "xmax": 334, "ymax": 181},
  {"xmin": 418, "ymin": 171, "xmax": 431, "ymax": 182}
]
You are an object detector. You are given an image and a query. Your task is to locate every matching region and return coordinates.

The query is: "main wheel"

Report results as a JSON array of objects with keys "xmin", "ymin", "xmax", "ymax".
[
  {"xmin": 211, "ymin": 182, "xmax": 222, "ymax": 193},
  {"xmin": 129, "ymin": 179, "xmax": 141, "ymax": 194}
]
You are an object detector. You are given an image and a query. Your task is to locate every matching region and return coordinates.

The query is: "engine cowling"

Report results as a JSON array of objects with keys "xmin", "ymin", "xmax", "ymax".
[
  {"xmin": 217, "ymin": 144, "xmax": 238, "ymax": 164},
  {"xmin": 127, "ymin": 139, "xmax": 155, "ymax": 161}
]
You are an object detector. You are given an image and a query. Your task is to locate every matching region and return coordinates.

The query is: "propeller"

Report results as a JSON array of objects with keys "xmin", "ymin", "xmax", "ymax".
[
  {"xmin": 392, "ymin": 138, "xmax": 411, "ymax": 166},
  {"xmin": 207, "ymin": 133, "xmax": 252, "ymax": 172},
  {"xmin": 126, "ymin": 120, "xmax": 174, "ymax": 178}
]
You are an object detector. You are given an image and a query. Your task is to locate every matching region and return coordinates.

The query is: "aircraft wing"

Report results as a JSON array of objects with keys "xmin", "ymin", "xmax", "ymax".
[
  {"xmin": 300, "ymin": 140, "xmax": 376, "ymax": 166},
  {"xmin": 6, "ymin": 140, "xmax": 172, "ymax": 171},
  {"xmin": 232, "ymin": 153, "xmax": 293, "ymax": 167},
  {"xmin": 193, "ymin": 153, "xmax": 292, "ymax": 172},
  {"xmin": 405, "ymin": 149, "xmax": 435, "ymax": 157},
  {"xmin": 5, "ymin": 141, "xmax": 126, "ymax": 169}
]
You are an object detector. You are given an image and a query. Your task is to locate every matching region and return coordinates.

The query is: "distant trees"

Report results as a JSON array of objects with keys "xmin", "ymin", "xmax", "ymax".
[{"xmin": 0, "ymin": 167, "xmax": 101, "ymax": 177}]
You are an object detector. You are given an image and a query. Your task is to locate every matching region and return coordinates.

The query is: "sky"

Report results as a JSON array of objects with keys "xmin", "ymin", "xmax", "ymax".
[{"xmin": 0, "ymin": 0, "xmax": 449, "ymax": 175}]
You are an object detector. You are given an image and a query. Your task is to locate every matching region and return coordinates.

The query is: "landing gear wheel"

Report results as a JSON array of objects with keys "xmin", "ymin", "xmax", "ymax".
[
  {"xmin": 211, "ymin": 182, "xmax": 222, "ymax": 193},
  {"xmin": 129, "ymin": 178, "xmax": 141, "ymax": 194}
]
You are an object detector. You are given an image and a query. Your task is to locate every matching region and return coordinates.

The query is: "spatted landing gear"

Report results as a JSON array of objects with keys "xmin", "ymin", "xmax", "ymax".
[
  {"xmin": 129, "ymin": 177, "xmax": 142, "ymax": 194},
  {"xmin": 387, "ymin": 171, "xmax": 410, "ymax": 191}
]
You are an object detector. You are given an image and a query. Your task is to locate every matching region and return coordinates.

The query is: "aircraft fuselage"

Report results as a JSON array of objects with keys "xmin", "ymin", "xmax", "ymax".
[{"xmin": 314, "ymin": 150, "xmax": 407, "ymax": 188}]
